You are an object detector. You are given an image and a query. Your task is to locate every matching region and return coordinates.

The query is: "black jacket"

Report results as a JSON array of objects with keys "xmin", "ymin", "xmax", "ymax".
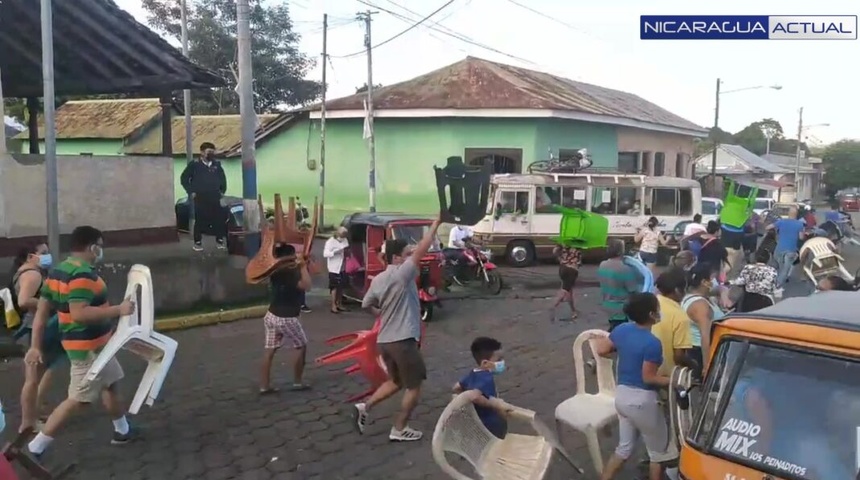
[{"xmin": 180, "ymin": 160, "xmax": 227, "ymax": 197}]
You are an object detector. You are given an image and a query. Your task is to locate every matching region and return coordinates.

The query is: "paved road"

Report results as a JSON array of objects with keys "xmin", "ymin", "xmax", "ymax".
[{"xmin": 1, "ymin": 287, "xmax": 640, "ymax": 480}]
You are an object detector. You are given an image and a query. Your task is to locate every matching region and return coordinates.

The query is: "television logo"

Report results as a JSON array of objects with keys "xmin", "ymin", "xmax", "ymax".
[{"xmin": 640, "ymin": 15, "xmax": 857, "ymax": 40}]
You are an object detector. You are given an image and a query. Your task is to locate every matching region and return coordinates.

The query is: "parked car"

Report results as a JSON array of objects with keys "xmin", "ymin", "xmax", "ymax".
[
  {"xmin": 175, "ymin": 196, "xmax": 245, "ymax": 255},
  {"xmin": 752, "ymin": 197, "xmax": 775, "ymax": 216},
  {"xmin": 700, "ymin": 197, "xmax": 723, "ymax": 223},
  {"xmin": 840, "ymin": 194, "xmax": 860, "ymax": 212}
]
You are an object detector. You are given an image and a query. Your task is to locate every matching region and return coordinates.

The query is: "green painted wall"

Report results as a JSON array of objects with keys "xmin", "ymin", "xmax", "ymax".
[
  {"xmin": 16, "ymin": 139, "xmax": 123, "ymax": 156},
  {"xmin": 534, "ymin": 118, "xmax": 618, "ymax": 168},
  {"xmin": 252, "ymin": 116, "xmax": 619, "ymax": 226}
]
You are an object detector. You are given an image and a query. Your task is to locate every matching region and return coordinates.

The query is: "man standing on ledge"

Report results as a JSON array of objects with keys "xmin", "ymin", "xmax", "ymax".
[
  {"xmin": 354, "ymin": 214, "xmax": 441, "ymax": 442},
  {"xmin": 180, "ymin": 142, "xmax": 228, "ymax": 252}
]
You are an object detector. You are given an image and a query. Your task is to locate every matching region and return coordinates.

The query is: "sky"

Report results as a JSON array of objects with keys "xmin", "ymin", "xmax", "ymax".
[{"xmin": 115, "ymin": 0, "xmax": 859, "ymax": 146}]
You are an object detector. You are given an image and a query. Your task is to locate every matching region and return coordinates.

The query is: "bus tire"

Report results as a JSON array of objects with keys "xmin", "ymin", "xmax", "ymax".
[{"xmin": 506, "ymin": 240, "xmax": 535, "ymax": 267}]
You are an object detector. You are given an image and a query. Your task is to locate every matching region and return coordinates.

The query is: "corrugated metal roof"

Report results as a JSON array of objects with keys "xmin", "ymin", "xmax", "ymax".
[
  {"xmin": 322, "ymin": 57, "xmax": 706, "ymax": 134},
  {"xmin": 0, "ymin": 0, "xmax": 225, "ymax": 98},
  {"xmin": 720, "ymin": 144, "xmax": 789, "ymax": 173},
  {"xmin": 123, "ymin": 114, "xmax": 279, "ymax": 156},
  {"xmin": 14, "ymin": 99, "xmax": 169, "ymax": 140},
  {"xmin": 761, "ymin": 152, "xmax": 816, "ymax": 172}
]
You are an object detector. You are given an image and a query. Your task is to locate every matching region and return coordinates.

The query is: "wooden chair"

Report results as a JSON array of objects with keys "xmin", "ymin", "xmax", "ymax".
[{"xmin": 554, "ymin": 329, "xmax": 617, "ymax": 475}]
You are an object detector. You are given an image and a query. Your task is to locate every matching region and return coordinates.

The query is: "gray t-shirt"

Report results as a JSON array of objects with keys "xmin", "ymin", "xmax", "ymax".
[{"xmin": 362, "ymin": 261, "xmax": 421, "ymax": 344}]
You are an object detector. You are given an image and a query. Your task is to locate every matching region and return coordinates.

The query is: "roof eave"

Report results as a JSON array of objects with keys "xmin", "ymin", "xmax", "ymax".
[{"xmin": 308, "ymin": 108, "xmax": 708, "ymax": 138}]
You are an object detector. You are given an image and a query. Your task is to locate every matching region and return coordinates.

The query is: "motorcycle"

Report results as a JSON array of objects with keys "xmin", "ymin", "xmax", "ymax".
[{"xmin": 442, "ymin": 244, "xmax": 503, "ymax": 295}]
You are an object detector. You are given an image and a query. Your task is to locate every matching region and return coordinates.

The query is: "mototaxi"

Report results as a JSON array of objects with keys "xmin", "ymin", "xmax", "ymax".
[
  {"xmin": 340, "ymin": 213, "xmax": 444, "ymax": 321},
  {"xmin": 671, "ymin": 292, "xmax": 860, "ymax": 480}
]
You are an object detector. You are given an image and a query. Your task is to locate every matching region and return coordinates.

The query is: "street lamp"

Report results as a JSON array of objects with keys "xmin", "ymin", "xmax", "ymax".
[{"xmin": 710, "ymin": 79, "xmax": 782, "ymax": 192}]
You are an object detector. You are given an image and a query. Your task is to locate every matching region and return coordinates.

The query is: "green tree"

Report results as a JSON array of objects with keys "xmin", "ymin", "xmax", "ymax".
[
  {"xmin": 822, "ymin": 140, "xmax": 860, "ymax": 197},
  {"xmin": 141, "ymin": 0, "xmax": 320, "ymax": 114}
]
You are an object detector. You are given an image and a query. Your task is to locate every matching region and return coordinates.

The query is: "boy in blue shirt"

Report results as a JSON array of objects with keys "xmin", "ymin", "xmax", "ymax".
[{"xmin": 452, "ymin": 337, "xmax": 510, "ymax": 438}]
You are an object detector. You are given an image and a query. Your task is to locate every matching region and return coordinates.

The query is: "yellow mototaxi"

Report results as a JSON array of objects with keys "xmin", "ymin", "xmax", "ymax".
[{"xmin": 670, "ymin": 292, "xmax": 860, "ymax": 480}]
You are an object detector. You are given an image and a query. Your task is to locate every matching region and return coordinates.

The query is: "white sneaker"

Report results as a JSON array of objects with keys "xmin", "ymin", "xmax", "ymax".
[
  {"xmin": 353, "ymin": 403, "xmax": 368, "ymax": 434},
  {"xmin": 774, "ymin": 288, "xmax": 784, "ymax": 299},
  {"xmin": 389, "ymin": 426, "xmax": 423, "ymax": 442}
]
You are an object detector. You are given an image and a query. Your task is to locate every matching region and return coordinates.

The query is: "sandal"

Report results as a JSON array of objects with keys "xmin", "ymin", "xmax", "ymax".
[
  {"xmin": 337, "ymin": 306, "xmax": 350, "ymax": 312},
  {"xmin": 258, "ymin": 387, "xmax": 280, "ymax": 395},
  {"xmin": 330, "ymin": 308, "xmax": 340, "ymax": 314},
  {"xmin": 290, "ymin": 383, "xmax": 311, "ymax": 391}
]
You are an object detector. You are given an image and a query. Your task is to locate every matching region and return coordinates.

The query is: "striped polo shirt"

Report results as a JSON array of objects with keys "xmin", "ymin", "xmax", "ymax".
[
  {"xmin": 40, "ymin": 257, "xmax": 112, "ymax": 360},
  {"xmin": 597, "ymin": 258, "xmax": 640, "ymax": 322}
]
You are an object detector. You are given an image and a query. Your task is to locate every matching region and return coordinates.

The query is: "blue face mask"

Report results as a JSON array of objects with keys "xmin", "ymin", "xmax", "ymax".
[
  {"xmin": 92, "ymin": 245, "xmax": 104, "ymax": 263},
  {"xmin": 493, "ymin": 360, "xmax": 506, "ymax": 375},
  {"xmin": 38, "ymin": 253, "xmax": 53, "ymax": 269}
]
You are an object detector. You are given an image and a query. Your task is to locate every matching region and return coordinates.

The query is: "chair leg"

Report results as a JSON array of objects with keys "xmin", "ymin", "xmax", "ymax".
[
  {"xmin": 585, "ymin": 428, "xmax": 604, "ymax": 475},
  {"xmin": 344, "ymin": 364, "xmax": 360, "ymax": 374},
  {"xmin": 314, "ymin": 340, "xmax": 369, "ymax": 367},
  {"xmin": 2, "ymin": 428, "xmax": 76, "ymax": 480},
  {"xmin": 553, "ymin": 419, "xmax": 585, "ymax": 474},
  {"xmin": 325, "ymin": 332, "xmax": 362, "ymax": 345}
]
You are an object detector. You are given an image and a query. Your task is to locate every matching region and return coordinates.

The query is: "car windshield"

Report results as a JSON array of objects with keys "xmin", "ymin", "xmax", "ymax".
[
  {"xmin": 391, "ymin": 224, "xmax": 440, "ymax": 252},
  {"xmin": 702, "ymin": 201, "xmax": 720, "ymax": 215},
  {"xmin": 692, "ymin": 341, "xmax": 860, "ymax": 480},
  {"xmin": 754, "ymin": 199, "xmax": 771, "ymax": 210}
]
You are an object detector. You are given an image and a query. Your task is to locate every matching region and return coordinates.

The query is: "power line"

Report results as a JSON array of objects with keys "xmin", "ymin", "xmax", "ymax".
[
  {"xmin": 358, "ymin": 0, "xmax": 537, "ymax": 66},
  {"xmin": 332, "ymin": 0, "xmax": 456, "ymax": 58}
]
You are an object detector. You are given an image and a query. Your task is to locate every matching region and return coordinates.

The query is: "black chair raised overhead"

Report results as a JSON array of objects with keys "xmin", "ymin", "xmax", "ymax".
[{"xmin": 434, "ymin": 156, "xmax": 492, "ymax": 226}]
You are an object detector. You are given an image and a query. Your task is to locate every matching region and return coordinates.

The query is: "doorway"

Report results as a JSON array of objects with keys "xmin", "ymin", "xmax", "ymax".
[{"xmin": 465, "ymin": 148, "xmax": 523, "ymax": 174}]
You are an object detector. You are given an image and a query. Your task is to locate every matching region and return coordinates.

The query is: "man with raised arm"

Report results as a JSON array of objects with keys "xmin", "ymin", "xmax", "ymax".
[{"xmin": 353, "ymin": 214, "xmax": 442, "ymax": 442}]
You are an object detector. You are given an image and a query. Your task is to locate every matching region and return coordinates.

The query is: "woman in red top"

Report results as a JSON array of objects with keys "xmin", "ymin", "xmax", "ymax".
[{"xmin": 550, "ymin": 244, "xmax": 582, "ymax": 321}]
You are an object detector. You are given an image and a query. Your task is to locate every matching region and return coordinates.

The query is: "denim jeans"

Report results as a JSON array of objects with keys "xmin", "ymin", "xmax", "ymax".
[{"xmin": 775, "ymin": 250, "xmax": 798, "ymax": 287}]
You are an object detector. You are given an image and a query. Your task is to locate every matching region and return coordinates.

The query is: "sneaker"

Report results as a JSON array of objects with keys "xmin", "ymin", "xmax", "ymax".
[
  {"xmin": 353, "ymin": 403, "xmax": 368, "ymax": 434},
  {"xmin": 774, "ymin": 288, "xmax": 784, "ymax": 299},
  {"xmin": 216, "ymin": 240, "xmax": 226, "ymax": 250},
  {"xmin": 389, "ymin": 426, "xmax": 423, "ymax": 442},
  {"xmin": 111, "ymin": 428, "xmax": 134, "ymax": 445},
  {"xmin": 300, "ymin": 305, "xmax": 312, "ymax": 313},
  {"xmin": 192, "ymin": 243, "xmax": 204, "ymax": 252}
]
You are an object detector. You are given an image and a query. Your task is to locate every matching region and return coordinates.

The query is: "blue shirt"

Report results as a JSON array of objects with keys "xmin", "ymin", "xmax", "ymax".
[
  {"xmin": 459, "ymin": 369, "xmax": 505, "ymax": 438},
  {"xmin": 773, "ymin": 218, "xmax": 805, "ymax": 254},
  {"xmin": 610, "ymin": 322, "xmax": 663, "ymax": 390}
]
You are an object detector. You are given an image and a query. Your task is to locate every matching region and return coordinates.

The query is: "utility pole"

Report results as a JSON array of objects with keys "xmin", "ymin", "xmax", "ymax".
[
  {"xmin": 181, "ymin": 0, "xmax": 193, "ymax": 165},
  {"xmin": 359, "ymin": 10, "xmax": 378, "ymax": 212},
  {"xmin": 41, "ymin": 0, "xmax": 59, "ymax": 258},
  {"xmin": 794, "ymin": 107, "xmax": 803, "ymax": 202},
  {"xmin": 710, "ymin": 77, "xmax": 721, "ymax": 196},
  {"xmin": 319, "ymin": 13, "xmax": 328, "ymax": 228},
  {"xmin": 237, "ymin": 0, "xmax": 259, "ymax": 257}
]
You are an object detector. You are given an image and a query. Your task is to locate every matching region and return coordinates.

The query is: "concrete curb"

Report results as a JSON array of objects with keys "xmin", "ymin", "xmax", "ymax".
[{"xmin": 155, "ymin": 305, "xmax": 267, "ymax": 332}]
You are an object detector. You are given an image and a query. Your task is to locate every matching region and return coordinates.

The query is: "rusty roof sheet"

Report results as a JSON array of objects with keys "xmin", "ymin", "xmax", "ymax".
[
  {"xmin": 123, "ymin": 114, "xmax": 279, "ymax": 156},
  {"xmin": 14, "ymin": 98, "xmax": 167, "ymax": 140},
  {"xmin": 322, "ymin": 57, "xmax": 705, "ymax": 133}
]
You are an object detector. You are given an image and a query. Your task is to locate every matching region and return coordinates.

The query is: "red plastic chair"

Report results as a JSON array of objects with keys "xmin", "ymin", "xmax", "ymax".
[
  {"xmin": 316, "ymin": 319, "xmax": 427, "ymax": 402},
  {"xmin": 0, "ymin": 456, "xmax": 18, "ymax": 480}
]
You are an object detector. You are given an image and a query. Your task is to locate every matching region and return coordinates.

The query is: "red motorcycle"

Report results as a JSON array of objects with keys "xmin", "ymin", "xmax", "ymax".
[{"xmin": 442, "ymin": 245, "xmax": 503, "ymax": 295}]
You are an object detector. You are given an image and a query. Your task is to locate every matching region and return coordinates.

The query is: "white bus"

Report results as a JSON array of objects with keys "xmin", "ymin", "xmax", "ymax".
[{"xmin": 471, "ymin": 172, "xmax": 702, "ymax": 266}]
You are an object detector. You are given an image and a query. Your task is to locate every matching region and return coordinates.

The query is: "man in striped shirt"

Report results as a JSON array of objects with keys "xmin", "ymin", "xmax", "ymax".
[
  {"xmin": 25, "ymin": 226, "xmax": 137, "ymax": 456},
  {"xmin": 598, "ymin": 240, "xmax": 640, "ymax": 332}
]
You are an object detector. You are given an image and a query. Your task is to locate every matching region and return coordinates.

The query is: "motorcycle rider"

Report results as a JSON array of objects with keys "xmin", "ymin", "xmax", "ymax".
[{"xmin": 445, "ymin": 224, "xmax": 475, "ymax": 273}]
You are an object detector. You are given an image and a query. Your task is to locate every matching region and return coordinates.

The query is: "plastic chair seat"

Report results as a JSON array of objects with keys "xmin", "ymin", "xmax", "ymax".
[
  {"xmin": 554, "ymin": 393, "xmax": 617, "ymax": 431},
  {"xmin": 481, "ymin": 433, "xmax": 553, "ymax": 480}
]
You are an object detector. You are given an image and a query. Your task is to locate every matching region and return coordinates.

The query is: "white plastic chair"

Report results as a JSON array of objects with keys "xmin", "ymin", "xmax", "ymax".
[
  {"xmin": 799, "ymin": 237, "xmax": 853, "ymax": 287},
  {"xmin": 85, "ymin": 265, "xmax": 178, "ymax": 414},
  {"xmin": 432, "ymin": 392, "xmax": 577, "ymax": 479},
  {"xmin": 554, "ymin": 329, "xmax": 617, "ymax": 475}
]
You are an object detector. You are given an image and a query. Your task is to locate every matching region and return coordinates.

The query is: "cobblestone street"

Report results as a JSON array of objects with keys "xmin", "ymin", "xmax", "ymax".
[{"xmin": 1, "ymin": 286, "xmax": 634, "ymax": 480}]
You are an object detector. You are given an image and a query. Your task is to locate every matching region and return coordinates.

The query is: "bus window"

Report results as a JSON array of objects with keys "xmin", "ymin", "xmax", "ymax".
[
  {"xmin": 617, "ymin": 187, "xmax": 641, "ymax": 215},
  {"xmin": 652, "ymin": 188, "xmax": 694, "ymax": 216},
  {"xmin": 591, "ymin": 187, "xmax": 616, "ymax": 214},
  {"xmin": 498, "ymin": 190, "xmax": 529, "ymax": 215},
  {"xmin": 561, "ymin": 187, "xmax": 587, "ymax": 210},
  {"xmin": 535, "ymin": 186, "xmax": 561, "ymax": 213}
]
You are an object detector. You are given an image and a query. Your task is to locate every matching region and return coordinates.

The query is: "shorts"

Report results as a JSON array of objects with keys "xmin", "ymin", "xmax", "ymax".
[
  {"xmin": 379, "ymin": 339, "xmax": 427, "ymax": 390},
  {"xmin": 639, "ymin": 251, "xmax": 658, "ymax": 264},
  {"xmin": 263, "ymin": 312, "xmax": 308, "ymax": 349},
  {"xmin": 614, "ymin": 385, "xmax": 678, "ymax": 463},
  {"xmin": 69, "ymin": 352, "xmax": 124, "ymax": 403},
  {"xmin": 328, "ymin": 272, "xmax": 347, "ymax": 290},
  {"xmin": 559, "ymin": 266, "xmax": 579, "ymax": 291}
]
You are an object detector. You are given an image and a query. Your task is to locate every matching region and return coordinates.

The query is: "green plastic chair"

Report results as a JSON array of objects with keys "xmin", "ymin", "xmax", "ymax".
[
  {"xmin": 720, "ymin": 178, "xmax": 758, "ymax": 229},
  {"xmin": 550, "ymin": 206, "xmax": 609, "ymax": 249}
]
